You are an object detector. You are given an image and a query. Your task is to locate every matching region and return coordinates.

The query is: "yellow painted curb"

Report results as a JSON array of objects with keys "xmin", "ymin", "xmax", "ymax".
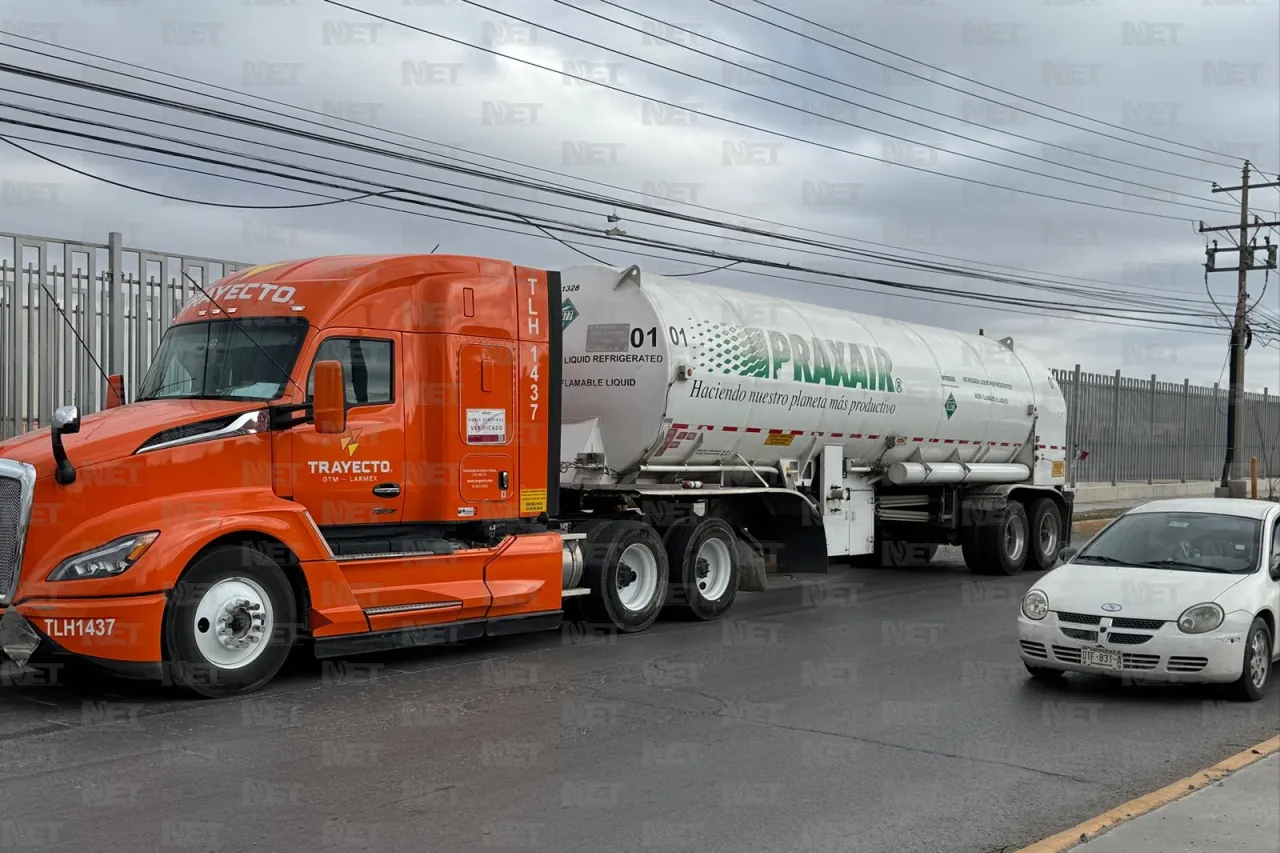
[{"xmin": 1014, "ymin": 734, "xmax": 1280, "ymax": 853}]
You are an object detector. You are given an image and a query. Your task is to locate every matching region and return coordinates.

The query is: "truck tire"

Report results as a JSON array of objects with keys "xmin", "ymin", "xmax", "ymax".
[
  {"xmin": 664, "ymin": 517, "xmax": 740, "ymax": 621},
  {"xmin": 1028, "ymin": 497, "xmax": 1064, "ymax": 572},
  {"xmin": 580, "ymin": 519, "xmax": 669, "ymax": 633},
  {"xmin": 163, "ymin": 544, "xmax": 298, "ymax": 698},
  {"xmin": 964, "ymin": 500, "xmax": 1030, "ymax": 576}
]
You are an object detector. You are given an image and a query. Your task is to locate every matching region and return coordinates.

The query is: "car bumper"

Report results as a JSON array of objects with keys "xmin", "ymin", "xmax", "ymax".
[
  {"xmin": 0, "ymin": 593, "xmax": 168, "ymax": 680},
  {"xmin": 1017, "ymin": 610, "xmax": 1253, "ymax": 683}
]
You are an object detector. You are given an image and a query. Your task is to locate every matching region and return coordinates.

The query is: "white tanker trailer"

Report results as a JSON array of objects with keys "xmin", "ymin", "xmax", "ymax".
[{"xmin": 554, "ymin": 263, "xmax": 1074, "ymax": 624}]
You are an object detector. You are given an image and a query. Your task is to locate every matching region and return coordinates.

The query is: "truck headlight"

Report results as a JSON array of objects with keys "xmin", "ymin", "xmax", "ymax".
[
  {"xmin": 47, "ymin": 532, "xmax": 159, "ymax": 582},
  {"xmin": 1177, "ymin": 603, "xmax": 1224, "ymax": 634},
  {"xmin": 1022, "ymin": 589, "xmax": 1049, "ymax": 620}
]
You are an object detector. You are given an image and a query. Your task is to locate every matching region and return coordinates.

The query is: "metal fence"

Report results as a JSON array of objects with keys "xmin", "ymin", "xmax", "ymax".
[
  {"xmin": 1055, "ymin": 367, "xmax": 1278, "ymax": 489},
  {"xmin": 2, "ymin": 230, "xmax": 1278, "ymax": 487},
  {"xmin": 1, "ymin": 231, "xmax": 249, "ymax": 438}
]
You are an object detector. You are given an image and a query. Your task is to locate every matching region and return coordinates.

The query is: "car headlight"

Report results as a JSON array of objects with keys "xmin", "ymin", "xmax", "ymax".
[
  {"xmin": 1022, "ymin": 589, "xmax": 1049, "ymax": 620},
  {"xmin": 46, "ymin": 532, "xmax": 159, "ymax": 582},
  {"xmin": 1177, "ymin": 603, "xmax": 1224, "ymax": 634}
]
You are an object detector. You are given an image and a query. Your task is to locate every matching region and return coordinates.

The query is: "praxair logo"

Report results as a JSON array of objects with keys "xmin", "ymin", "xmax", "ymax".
[{"xmin": 692, "ymin": 322, "xmax": 901, "ymax": 393}]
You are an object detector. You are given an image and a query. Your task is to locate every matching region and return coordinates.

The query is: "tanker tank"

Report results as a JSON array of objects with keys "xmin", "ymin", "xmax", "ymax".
[{"xmin": 557, "ymin": 263, "xmax": 1068, "ymax": 487}]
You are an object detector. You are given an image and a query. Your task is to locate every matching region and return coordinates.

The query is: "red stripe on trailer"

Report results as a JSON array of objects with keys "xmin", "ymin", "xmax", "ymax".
[
  {"xmin": 912, "ymin": 437, "xmax": 924, "ymax": 442},
  {"xmin": 1000, "ymin": 442, "xmax": 1010, "ymax": 446},
  {"xmin": 831, "ymin": 433, "xmax": 844, "ymax": 438},
  {"xmin": 851, "ymin": 434, "xmax": 863, "ymax": 439},
  {"xmin": 943, "ymin": 439, "xmax": 955, "ymax": 444},
  {"xmin": 867, "ymin": 435, "xmax": 879, "ymax": 440},
  {"xmin": 958, "ymin": 439, "xmax": 970, "ymax": 445},
  {"xmin": 746, "ymin": 428, "xmax": 762, "ymax": 433},
  {"xmin": 790, "ymin": 430, "xmax": 805, "ymax": 436},
  {"xmin": 673, "ymin": 423, "xmax": 689, "ymax": 429},
  {"xmin": 697, "ymin": 425, "xmax": 714, "ymax": 430},
  {"xmin": 722, "ymin": 426, "xmax": 739, "ymax": 432}
]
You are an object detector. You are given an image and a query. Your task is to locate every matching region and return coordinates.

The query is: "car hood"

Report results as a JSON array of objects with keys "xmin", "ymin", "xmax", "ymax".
[
  {"xmin": 0, "ymin": 399, "xmax": 262, "ymax": 479},
  {"xmin": 1035, "ymin": 562, "xmax": 1252, "ymax": 621}
]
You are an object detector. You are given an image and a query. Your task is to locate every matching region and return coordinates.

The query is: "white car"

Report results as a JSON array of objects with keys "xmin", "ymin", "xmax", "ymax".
[{"xmin": 1017, "ymin": 497, "xmax": 1280, "ymax": 701}]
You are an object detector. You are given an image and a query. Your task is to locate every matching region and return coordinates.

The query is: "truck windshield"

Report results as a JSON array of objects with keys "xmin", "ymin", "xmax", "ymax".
[{"xmin": 136, "ymin": 317, "xmax": 310, "ymax": 402}]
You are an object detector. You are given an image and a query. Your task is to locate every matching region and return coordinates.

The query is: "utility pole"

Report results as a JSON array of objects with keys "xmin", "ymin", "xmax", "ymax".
[{"xmin": 1198, "ymin": 161, "xmax": 1280, "ymax": 496}]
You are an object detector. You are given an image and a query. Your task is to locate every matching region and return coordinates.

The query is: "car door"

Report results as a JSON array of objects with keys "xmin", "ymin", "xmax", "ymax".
[{"xmin": 290, "ymin": 331, "xmax": 406, "ymax": 529}]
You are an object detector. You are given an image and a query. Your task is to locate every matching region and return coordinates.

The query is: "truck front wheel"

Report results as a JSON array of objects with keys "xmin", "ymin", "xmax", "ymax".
[
  {"xmin": 664, "ymin": 516, "xmax": 740, "ymax": 621},
  {"xmin": 163, "ymin": 544, "xmax": 298, "ymax": 698},
  {"xmin": 581, "ymin": 519, "xmax": 669, "ymax": 633}
]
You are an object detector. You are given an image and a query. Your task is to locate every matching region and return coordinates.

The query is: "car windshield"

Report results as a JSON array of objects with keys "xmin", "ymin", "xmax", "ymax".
[
  {"xmin": 1074, "ymin": 511, "xmax": 1262, "ymax": 574},
  {"xmin": 135, "ymin": 317, "xmax": 309, "ymax": 402}
]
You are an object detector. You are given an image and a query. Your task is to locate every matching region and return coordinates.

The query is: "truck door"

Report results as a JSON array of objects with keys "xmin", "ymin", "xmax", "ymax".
[
  {"xmin": 290, "ymin": 331, "xmax": 406, "ymax": 529},
  {"xmin": 821, "ymin": 445, "xmax": 853, "ymax": 557}
]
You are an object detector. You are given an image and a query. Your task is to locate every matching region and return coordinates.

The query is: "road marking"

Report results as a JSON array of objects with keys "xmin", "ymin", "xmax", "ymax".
[{"xmin": 1014, "ymin": 733, "xmax": 1280, "ymax": 853}]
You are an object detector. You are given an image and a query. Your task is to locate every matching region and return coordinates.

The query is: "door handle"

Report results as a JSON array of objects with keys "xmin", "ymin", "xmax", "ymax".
[
  {"xmin": 372, "ymin": 483, "xmax": 401, "ymax": 499},
  {"xmin": 499, "ymin": 471, "xmax": 509, "ymax": 491}
]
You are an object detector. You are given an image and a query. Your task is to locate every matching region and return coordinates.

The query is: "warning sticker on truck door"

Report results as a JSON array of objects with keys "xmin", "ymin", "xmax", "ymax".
[{"xmin": 466, "ymin": 408, "xmax": 507, "ymax": 444}]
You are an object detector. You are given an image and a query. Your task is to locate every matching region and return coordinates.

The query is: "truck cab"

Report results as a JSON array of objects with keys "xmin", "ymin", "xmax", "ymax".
[{"xmin": 0, "ymin": 254, "xmax": 575, "ymax": 696}]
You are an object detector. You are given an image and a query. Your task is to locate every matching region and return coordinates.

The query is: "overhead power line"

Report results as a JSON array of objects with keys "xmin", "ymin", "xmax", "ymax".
[
  {"xmin": 548, "ymin": 0, "xmax": 1232, "ymax": 206},
  {"xmin": 0, "ymin": 31, "xmax": 1235, "ymax": 305},
  {"xmin": 1, "ymin": 121, "xmax": 1238, "ymax": 338},
  {"xmin": 731, "ymin": 0, "xmax": 1272, "ymax": 172},
  {"xmin": 0, "ymin": 99, "xmax": 1234, "ymax": 321},
  {"xmin": 318, "ymin": 0, "xmax": 1212, "ymax": 223}
]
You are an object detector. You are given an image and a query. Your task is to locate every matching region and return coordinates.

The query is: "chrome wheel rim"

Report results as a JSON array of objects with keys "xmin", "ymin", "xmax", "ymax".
[
  {"xmin": 1248, "ymin": 631, "xmax": 1269, "ymax": 690},
  {"xmin": 616, "ymin": 543, "xmax": 659, "ymax": 612},
  {"xmin": 193, "ymin": 577, "xmax": 273, "ymax": 670},
  {"xmin": 694, "ymin": 537, "xmax": 732, "ymax": 602},
  {"xmin": 1005, "ymin": 514, "xmax": 1027, "ymax": 563}
]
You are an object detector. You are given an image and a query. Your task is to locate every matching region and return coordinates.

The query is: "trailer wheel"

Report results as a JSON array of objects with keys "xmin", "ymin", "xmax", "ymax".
[
  {"xmin": 163, "ymin": 544, "xmax": 298, "ymax": 698},
  {"xmin": 1027, "ymin": 498, "xmax": 1063, "ymax": 572},
  {"xmin": 581, "ymin": 519, "xmax": 669, "ymax": 633},
  {"xmin": 664, "ymin": 517, "xmax": 740, "ymax": 621},
  {"xmin": 965, "ymin": 500, "xmax": 1030, "ymax": 576}
]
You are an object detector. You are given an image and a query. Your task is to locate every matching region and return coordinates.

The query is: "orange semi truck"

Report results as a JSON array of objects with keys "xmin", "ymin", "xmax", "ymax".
[{"xmin": 0, "ymin": 254, "xmax": 1072, "ymax": 696}]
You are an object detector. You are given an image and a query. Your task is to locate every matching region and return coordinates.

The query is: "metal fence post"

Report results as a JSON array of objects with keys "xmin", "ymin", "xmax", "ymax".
[
  {"xmin": 1181, "ymin": 378, "xmax": 1189, "ymax": 484},
  {"xmin": 1111, "ymin": 369, "xmax": 1121, "ymax": 487},
  {"xmin": 108, "ymin": 231, "xmax": 124, "ymax": 385},
  {"xmin": 1069, "ymin": 363, "xmax": 1081, "ymax": 488},
  {"xmin": 1148, "ymin": 373, "xmax": 1156, "ymax": 485}
]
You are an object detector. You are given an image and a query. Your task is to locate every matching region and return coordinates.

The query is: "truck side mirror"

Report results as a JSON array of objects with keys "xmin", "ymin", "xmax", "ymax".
[
  {"xmin": 51, "ymin": 405, "xmax": 81, "ymax": 486},
  {"xmin": 104, "ymin": 374, "xmax": 125, "ymax": 409},
  {"xmin": 312, "ymin": 359, "xmax": 346, "ymax": 435}
]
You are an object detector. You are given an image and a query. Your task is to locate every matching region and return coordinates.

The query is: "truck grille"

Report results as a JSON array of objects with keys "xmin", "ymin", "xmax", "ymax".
[{"xmin": 0, "ymin": 461, "xmax": 35, "ymax": 603}]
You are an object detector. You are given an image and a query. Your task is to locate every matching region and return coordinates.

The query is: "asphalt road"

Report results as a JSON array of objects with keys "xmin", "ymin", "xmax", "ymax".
[{"xmin": 0, "ymin": 548, "xmax": 1276, "ymax": 853}]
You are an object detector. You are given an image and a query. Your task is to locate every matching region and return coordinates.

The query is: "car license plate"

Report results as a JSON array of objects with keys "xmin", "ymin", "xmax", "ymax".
[{"xmin": 1081, "ymin": 647, "xmax": 1123, "ymax": 670}]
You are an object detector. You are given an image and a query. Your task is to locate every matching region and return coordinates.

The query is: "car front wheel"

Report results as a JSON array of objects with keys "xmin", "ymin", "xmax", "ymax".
[{"xmin": 1226, "ymin": 617, "xmax": 1272, "ymax": 702}]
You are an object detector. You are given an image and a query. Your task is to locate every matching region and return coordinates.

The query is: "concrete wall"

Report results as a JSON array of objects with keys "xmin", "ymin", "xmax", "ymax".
[{"xmin": 1073, "ymin": 479, "xmax": 1280, "ymax": 507}]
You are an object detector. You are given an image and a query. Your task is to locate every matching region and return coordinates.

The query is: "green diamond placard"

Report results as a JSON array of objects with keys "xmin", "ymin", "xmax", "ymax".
[
  {"xmin": 562, "ymin": 299, "xmax": 580, "ymax": 331},
  {"xmin": 944, "ymin": 392, "xmax": 957, "ymax": 419}
]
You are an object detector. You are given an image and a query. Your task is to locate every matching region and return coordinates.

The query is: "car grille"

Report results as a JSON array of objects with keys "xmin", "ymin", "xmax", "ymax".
[
  {"xmin": 0, "ymin": 474, "xmax": 23, "ymax": 597},
  {"xmin": 1057, "ymin": 611, "xmax": 1101, "ymax": 625},
  {"xmin": 1061, "ymin": 627, "xmax": 1098, "ymax": 642},
  {"xmin": 1112, "ymin": 617, "xmax": 1165, "ymax": 630},
  {"xmin": 1168, "ymin": 657, "xmax": 1209, "ymax": 673}
]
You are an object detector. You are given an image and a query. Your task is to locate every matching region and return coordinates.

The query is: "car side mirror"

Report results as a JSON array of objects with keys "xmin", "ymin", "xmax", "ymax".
[
  {"xmin": 50, "ymin": 405, "xmax": 81, "ymax": 486},
  {"xmin": 1058, "ymin": 546, "xmax": 1079, "ymax": 563},
  {"xmin": 312, "ymin": 359, "xmax": 347, "ymax": 435}
]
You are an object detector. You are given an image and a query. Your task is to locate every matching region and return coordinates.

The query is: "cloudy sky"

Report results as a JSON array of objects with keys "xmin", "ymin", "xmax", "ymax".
[{"xmin": 1, "ymin": 0, "xmax": 1278, "ymax": 393}]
